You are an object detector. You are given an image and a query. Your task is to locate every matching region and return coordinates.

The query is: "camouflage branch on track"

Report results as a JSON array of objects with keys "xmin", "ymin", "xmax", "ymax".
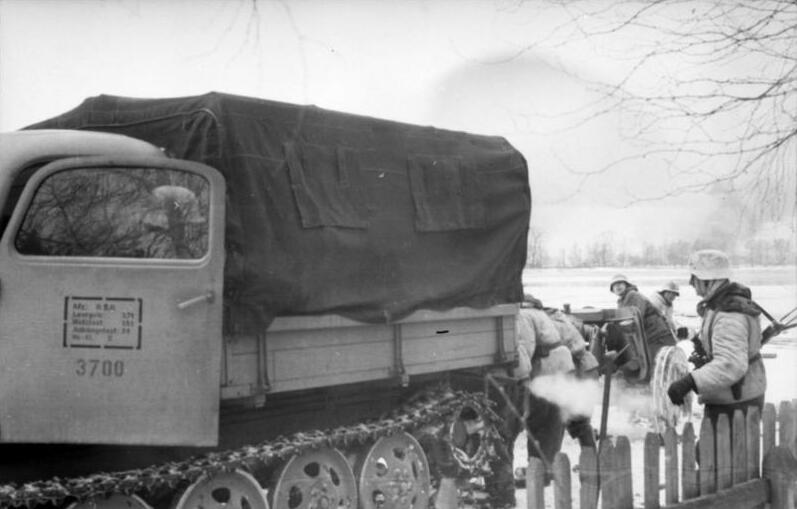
[{"xmin": 0, "ymin": 387, "xmax": 500, "ymax": 508}]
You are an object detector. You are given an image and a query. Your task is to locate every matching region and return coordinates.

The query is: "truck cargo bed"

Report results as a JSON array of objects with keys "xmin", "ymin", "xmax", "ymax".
[{"xmin": 222, "ymin": 304, "xmax": 517, "ymax": 398}]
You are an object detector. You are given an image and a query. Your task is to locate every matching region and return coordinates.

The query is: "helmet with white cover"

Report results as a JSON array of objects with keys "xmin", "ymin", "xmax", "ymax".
[
  {"xmin": 688, "ymin": 249, "xmax": 732, "ymax": 280},
  {"xmin": 660, "ymin": 281, "xmax": 680, "ymax": 295},
  {"xmin": 609, "ymin": 273, "xmax": 630, "ymax": 291}
]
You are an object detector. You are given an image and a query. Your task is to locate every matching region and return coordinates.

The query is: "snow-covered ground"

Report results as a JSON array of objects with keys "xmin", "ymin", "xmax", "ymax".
[{"xmin": 511, "ymin": 265, "xmax": 797, "ymax": 508}]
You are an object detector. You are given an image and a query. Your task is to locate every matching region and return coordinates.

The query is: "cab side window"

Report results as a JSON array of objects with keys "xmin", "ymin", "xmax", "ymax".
[
  {"xmin": 0, "ymin": 163, "xmax": 43, "ymax": 240},
  {"xmin": 15, "ymin": 167, "xmax": 209, "ymax": 259}
]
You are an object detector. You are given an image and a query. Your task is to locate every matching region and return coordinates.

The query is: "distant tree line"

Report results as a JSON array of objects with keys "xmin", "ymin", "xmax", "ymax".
[{"xmin": 526, "ymin": 228, "xmax": 795, "ymax": 268}]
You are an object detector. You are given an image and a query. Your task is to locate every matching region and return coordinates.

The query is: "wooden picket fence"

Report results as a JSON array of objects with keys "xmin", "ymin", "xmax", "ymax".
[{"xmin": 524, "ymin": 399, "xmax": 797, "ymax": 509}]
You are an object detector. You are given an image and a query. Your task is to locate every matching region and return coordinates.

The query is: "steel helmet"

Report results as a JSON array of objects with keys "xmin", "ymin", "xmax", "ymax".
[
  {"xmin": 688, "ymin": 249, "xmax": 732, "ymax": 280},
  {"xmin": 522, "ymin": 292, "xmax": 544, "ymax": 309},
  {"xmin": 609, "ymin": 274, "xmax": 629, "ymax": 290},
  {"xmin": 660, "ymin": 281, "xmax": 680, "ymax": 296}
]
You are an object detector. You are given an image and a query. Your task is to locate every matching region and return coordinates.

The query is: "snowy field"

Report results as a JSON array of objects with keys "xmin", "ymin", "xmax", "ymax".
[{"xmin": 511, "ymin": 265, "xmax": 797, "ymax": 508}]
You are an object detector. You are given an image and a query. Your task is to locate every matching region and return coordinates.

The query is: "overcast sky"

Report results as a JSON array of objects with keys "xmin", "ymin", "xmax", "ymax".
[{"xmin": 1, "ymin": 0, "xmax": 792, "ymax": 254}]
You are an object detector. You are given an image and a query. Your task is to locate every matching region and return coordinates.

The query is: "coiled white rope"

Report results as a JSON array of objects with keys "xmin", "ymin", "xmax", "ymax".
[{"xmin": 651, "ymin": 345, "xmax": 693, "ymax": 433}]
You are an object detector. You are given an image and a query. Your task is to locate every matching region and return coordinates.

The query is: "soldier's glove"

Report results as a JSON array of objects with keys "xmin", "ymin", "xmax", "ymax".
[
  {"xmin": 688, "ymin": 336, "xmax": 710, "ymax": 368},
  {"xmin": 667, "ymin": 374, "xmax": 696, "ymax": 406}
]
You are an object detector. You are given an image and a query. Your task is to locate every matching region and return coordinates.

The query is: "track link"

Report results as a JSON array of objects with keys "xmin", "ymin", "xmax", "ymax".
[{"xmin": 0, "ymin": 387, "xmax": 501, "ymax": 508}]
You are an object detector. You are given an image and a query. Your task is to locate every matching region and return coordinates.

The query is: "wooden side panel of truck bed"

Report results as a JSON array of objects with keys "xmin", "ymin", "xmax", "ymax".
[{"xmin": 221, "ymin": 304, "xmax": 517, "ymax": 398}]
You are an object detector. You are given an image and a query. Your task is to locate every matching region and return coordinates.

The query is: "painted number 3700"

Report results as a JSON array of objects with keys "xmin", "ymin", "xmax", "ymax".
[{"xmin": 76, "ymin": 359, "xmax": 125, "ymax": 377}]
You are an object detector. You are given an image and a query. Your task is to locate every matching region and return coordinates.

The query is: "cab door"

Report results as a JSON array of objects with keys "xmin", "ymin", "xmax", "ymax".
[{"xmin": 0, "ymin": 156, "xmax": 225, "ymax": 446}]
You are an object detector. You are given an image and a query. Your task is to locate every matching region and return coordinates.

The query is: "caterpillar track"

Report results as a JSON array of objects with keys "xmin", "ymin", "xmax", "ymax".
[{"xmin": 0, "ymin": 387, "xmax": 504, "ymax": 509}]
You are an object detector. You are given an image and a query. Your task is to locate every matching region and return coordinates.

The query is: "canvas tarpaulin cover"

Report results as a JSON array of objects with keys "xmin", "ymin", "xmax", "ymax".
[{"xmin": 27, "ymin": 92, "xmax": 530, "ymax": 332}]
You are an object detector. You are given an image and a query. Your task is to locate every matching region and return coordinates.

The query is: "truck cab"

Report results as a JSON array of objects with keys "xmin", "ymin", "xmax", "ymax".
[{"xmin": 0, "ymin": 130, "xmax": 226, "ymax": 446}]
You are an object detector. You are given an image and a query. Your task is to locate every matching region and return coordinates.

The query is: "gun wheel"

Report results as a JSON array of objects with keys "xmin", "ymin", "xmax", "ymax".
[
  {"xmin": 66, "ymin": 494, "xmax": 152, "ymax": 509},
  {"xmin": 355, "ymin": 432, "xmax": 431, "ymax": 509},
  {"xmin": 172, "ymin": 470, "xmax": 269, "ymax": 509},
  {"xmin": 269, "ymin": 447, "xmax": 356, "ymax": 509}
]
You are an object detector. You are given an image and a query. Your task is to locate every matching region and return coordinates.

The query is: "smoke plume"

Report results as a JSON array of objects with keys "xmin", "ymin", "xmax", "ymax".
[{"xmin": 528, "ymin": 373, "xmax": 601, "ymax": 421}]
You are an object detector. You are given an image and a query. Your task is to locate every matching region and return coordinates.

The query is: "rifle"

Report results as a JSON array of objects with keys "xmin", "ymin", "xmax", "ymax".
[{"xmin": 758, "ymin": 305, "xmax": 797, "ymax": 345}]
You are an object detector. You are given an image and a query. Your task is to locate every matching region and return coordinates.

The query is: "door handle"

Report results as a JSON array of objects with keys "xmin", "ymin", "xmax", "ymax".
[{"xmin": 177, "ymin": 291, "xmax": 214, "ymax": 310}]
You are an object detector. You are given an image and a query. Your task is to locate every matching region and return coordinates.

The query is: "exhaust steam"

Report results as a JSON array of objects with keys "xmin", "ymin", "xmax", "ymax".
[{"xmin": 528, "ymin": 373, "xmax": 601, "ymax": 421}]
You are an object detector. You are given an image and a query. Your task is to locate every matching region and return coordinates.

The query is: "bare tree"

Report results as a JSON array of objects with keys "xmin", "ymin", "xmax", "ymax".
[
  {"xmin": 526, "ymin": 226, "xmax": 548, "ymax": 267},
  {"xmin": 585, "ymin": 230, "xmax": 618, "ymax": 266},
  {"xmin": 544, "ymin": 0, "xmax": 796, "ymax": 221},
  {"xmin": 567, "ymin": 242, "xmax": 584, "ymax": 267}
]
